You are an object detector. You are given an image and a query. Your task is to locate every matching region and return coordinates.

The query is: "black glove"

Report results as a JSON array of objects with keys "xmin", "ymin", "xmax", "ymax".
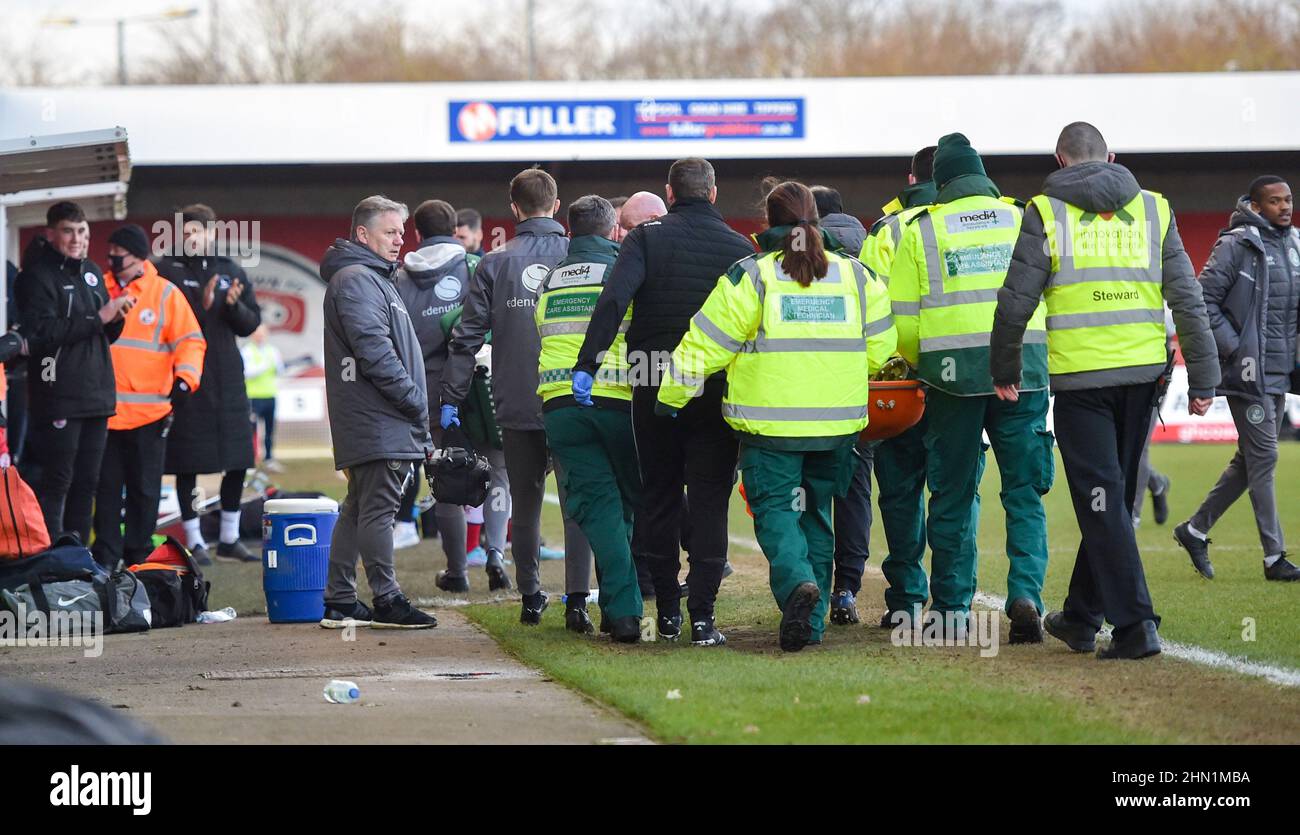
[{"xmin": 169, "ymin": 378, "xmax": 192, "ymax": 407}]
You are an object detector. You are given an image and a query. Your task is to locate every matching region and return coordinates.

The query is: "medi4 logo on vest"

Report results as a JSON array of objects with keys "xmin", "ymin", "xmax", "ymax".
[{"xmin": 450, "ymin": 98, "xmax": 805, "ymax": 142}]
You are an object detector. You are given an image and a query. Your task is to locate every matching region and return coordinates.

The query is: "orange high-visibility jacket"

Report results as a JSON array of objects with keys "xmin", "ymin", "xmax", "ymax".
[{"xmin": 105, "ymin": 261, "xmax": 206, "ymax": 431}]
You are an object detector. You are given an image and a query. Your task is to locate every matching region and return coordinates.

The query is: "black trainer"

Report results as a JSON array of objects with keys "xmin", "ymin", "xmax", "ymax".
[
  {"xmin": 690, "ymin": 618, "xmax": 726, "ymax": 647},
  {"xmin": 1173, "ymin": 522, "xmax": 1214, "ymax": 579},
  {"xmin": 520, "ymin": 590, "xmax": 549, "ymax": 625},
  {"xmin": 216, "ymin": 540, "xmax": 259, "ymax": 563},
  {"xmin": 435, "ymin": 571, "xmax": 469, "ymax": 593},
  {"xmin": 1007, "ymin": 597, "xmax": 1044, "ymax": 644},
  {"xmin": 190, "ymin": 544, "xmax": 213, "ymax": 567},
  {"xmin": 320, "ymin": 599, "xmax": 374, "ymax": 629},
  {"xmin": 657, "ymin": 613, "xmax": 682, "ymax": 641},
  {"xmin": 565, "ymin": 605, "xmax": 595, "ymax": 634},
  {"xmin": 610, "ymin": 616, "xmax": 641, "ymax": 644},
  {"xmin": 371, "ymin": 593, "xmax": 437, "ymax": 629},
  {"xmin": 880, "ymin": 609, "xmax": 913, "ymax": 630},
  {"xmin": 1151, "ymin": 473, "xmax": 1171, "ymax": 525},
  {"xmin": 485, "ymin": 550, "xmax": 512, "ymax": 591},
  {"xmin": 829, "ymin": 589, "xmax": 859, "ymax": 625},
  {"xmin": 779, "ymin": 582, "xmax": 820, "ymax": 652},
  {"xmin": 1043, "ymin": 610, "xmax": 1097, "ymax": 653},
  {"xmin": 1097, "ymin": 619, "xmax": 1161, "ymax": 660},
  {"xmin": 1265, "ymin": 553, "xmax": 1300, "ymax": 582}
]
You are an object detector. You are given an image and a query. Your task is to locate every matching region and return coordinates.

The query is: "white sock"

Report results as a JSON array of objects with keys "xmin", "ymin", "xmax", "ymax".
[
  {"xmin": 183, "ymin": 518, "xmax": 205, "ymax": 550},
  {"xmin": 1264, "ymin": 553, "xmax": 1282, "ymax": 567},
  {"xmin": 1187, "ymin": 523, "xmax": 1208, "ymax": 541},
  {"xmin": 220, "ymin": 510, "xmax": 241, "ymax": 545}
]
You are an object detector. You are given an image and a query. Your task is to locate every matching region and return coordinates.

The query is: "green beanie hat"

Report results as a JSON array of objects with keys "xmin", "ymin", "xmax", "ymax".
[{"xmin": 932, "ymin": 133, "xmax": 986, "ymax": 188}]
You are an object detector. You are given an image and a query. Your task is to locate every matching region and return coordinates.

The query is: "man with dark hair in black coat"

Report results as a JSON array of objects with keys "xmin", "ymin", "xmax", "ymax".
[
  {"xmin": 576, "ymin": 157, "xmax": 754, "ymax": 646},
  {"xmin": 156, "ymin": 204, "xmax": 261, "ymax": 565},
  {"xmin": 15, "ymin": 201, "xmax": 130, "ymax": 544}
]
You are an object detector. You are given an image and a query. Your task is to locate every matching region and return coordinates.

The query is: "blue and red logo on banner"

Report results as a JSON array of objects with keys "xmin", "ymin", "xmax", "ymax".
[{"xmin": 450, "ymin": 98, "xmax": 805, "ymax": 143}]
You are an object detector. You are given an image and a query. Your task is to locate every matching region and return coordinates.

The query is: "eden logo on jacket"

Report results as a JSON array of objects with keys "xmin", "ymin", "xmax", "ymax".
[{"xmin": 49, "ymin": 765, "xmax": 151, "ymax": 815}]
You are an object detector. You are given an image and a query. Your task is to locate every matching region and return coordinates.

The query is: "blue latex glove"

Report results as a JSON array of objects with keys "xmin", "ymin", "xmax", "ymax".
[
  {"xmin": 653, "ymin": 400, "xmax": 679, "ymax": 419},
  {"xmin": 439, "ymin": 403, "xmax": 460, "ymax": 429},
  {"xmin": 571, "ymin": 370, "xmax": 594, "ymax": 407}
]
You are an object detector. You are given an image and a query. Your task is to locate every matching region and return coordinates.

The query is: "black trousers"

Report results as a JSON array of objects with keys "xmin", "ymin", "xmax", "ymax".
[
  {"xmin": 1053, "ymin": 383, "xmax": 1160, "ymax": 635},
  {"xmin": 26, "ymin": 416, "xmax": 108, "ymax": 545},
  {"xmin": 832, "ymin": 442, "xmax": 875, "ymax": 595},
  {"xmin": 174, "ymin": 470, "xmax": 245, "ymax": 519},
  {"xmin": 250, "ymin": 397, "xmax": 277, "ymax": 461},
  {"xmin": 630, "ymin": 377, "xmax": 738, "ymax": 620},
  {"xmin": 92, "ymin": 418, "xmax": 168, "ymax": 569}
]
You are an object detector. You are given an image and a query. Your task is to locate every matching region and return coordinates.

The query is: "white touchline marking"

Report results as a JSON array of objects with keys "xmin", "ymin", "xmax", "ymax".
[
  {"xmin": 544, "ymin": 493, "xmax": 1300, "ymax": 687},
  {"xmin": 971, "ymin": 589, "xmax": 1300, "ymax": 688}
]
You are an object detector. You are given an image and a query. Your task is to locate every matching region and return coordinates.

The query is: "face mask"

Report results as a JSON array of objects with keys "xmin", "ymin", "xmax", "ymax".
[{"xmin": 108, "ymin": 254, "xmax": 127, "ymax": 273}]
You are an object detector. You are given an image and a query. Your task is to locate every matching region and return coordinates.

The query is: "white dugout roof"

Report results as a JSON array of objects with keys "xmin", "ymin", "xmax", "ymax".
[{"xmin": 0, "ymin": 73, "xmax": 1296, "ymax": 167}]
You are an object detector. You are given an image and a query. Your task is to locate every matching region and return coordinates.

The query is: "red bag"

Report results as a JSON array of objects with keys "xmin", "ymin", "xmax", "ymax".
[{"xmin": 0, "ymin": 466, "xmax": 52, "ymax": 559}]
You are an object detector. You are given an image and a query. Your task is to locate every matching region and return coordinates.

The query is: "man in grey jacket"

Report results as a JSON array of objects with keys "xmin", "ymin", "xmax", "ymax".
[
  {"xmin": 991, "ymin": 122, "xmax": 1219, "ymax": 659},
  {"xmin": 320, "ymin": 195, "xmax": 438, "ymax": 629},
  {"xmin": 393, "ymin": 198, "xmax": 513, "ymax": 593},
  {"xmin": 1175, "ymin": 176, "xmax": 1300, "ymax": 582},
  {"xmin": 440, "ymin": 168, "xmax": 593, "ymax": 626},
  {"xmin": 811, "ymin": 184, "xmax": 875, "ymax": 625}
]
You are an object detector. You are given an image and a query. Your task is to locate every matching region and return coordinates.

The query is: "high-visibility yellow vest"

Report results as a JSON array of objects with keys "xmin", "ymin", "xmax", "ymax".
[
  {"xmin": 534, "ymin": 239, "xmax": 630, "ymax": 403},
  {"xmin": 244, "ymin": 342, "xmax": 279, "ymax": 400},
  {"xmin": 1031, "ymin": 190, "xmax": 1169, "ymax": 376},
  {"xmin": 860, "ymin": 204, "xmax": 930, "ymax": 286},
  {"xmin": 890, "ymin": 195, "xmax": 1048, "ymax": 395},
  {"xmin": 658, "ymin": 248, "xmax": 897, "ymax": 438}
]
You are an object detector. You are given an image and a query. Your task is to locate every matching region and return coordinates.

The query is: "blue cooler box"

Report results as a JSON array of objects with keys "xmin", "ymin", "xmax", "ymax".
[{"xmin": 262, "ymin": 498, "xmax": 339, "ymax": 623}]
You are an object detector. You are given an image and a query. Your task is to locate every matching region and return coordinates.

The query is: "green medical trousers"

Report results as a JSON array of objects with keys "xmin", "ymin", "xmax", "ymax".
[
  {"xmin": 875, "ymin": 414, "xmax": 984, "ymax": 617},
  {"xmin": 739, "ymin": 442, "xmax": 855, "ymax": 643},
  {"xmin": 543, "ymin": 405, "xmax": 643, "ymax": 621},
  {"xmin": 922, "ymin": 389, "xmax": 1053, "ymax": 616}
]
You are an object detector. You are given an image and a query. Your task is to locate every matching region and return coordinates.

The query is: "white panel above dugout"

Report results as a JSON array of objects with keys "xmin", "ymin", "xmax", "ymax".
[{"xmin": 0, "ymin": 73, "xmax": 1296, "ymax": 166}]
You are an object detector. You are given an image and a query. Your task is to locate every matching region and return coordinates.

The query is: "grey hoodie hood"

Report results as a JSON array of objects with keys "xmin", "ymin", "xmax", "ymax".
[
  {"xmin": 1226, "ymin": 195, "xmax": 1289, "ymax": 238},
  {"xmin": 320, "ymin": 237, "xmax": 397, "ymax": 283},
  {"xmin": 1042, "ymin": 161, "xmax": 1141, "ymax": 214},
  {"xmin": 403, "ymin": 237, "xmax": 471, "ymax": 287},
  {"xmin": 820, "ymin": 212, "xmax": 868, "ymax": 255}
]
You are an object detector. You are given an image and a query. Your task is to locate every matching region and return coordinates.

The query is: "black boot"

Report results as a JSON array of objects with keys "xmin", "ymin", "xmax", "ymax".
[
  {"xmin": 779, "ymin": 582, "xmax": 819, "ymax": 652},
  {"xmin": 610, "ymin": 616, "xmax": 641, "ymax": 644},
  {"xmin": 1043, "ymin": 610, "xmax": 1097, "ymax": 653},
  {"xmin": 1097, "ymin": 619, "xmax": 1161, "ymax": 660},
  {"xmin": 1007, "ymin": 597, "xmax": 1044, "ymax": 644},
  {"xmin": 1173, "ymin": 522, "xmax": 1214, "ymax": 579}
]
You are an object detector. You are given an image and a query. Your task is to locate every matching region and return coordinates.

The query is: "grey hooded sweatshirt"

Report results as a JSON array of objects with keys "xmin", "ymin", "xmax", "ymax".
[
  {"xmin": 321, "ymin": 238, "xmax": 430, "ymax": 471},
  {"xmin": 395, "ymin": 235, "xmax": 475, "ymax": 399},
  {"xmin": 820, "ymin": 212, "xmax": 869, "ymax": 256},
  {"xmin": 441, "ymin": 217, "xmax": 569, "ymax": 431},
  {"xmin": 1197, "ymin": 197, "xmax": 1300, "ymax": 400},
  {"xmin": 991, "ymin": 161, "xmax": 1220, "ymax": 398}
]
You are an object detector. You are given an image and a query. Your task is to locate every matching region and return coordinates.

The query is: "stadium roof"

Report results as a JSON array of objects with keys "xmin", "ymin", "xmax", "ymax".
[{"xmin": 0, "ymin": 73, "xmax": 1296, "ymax": 166}]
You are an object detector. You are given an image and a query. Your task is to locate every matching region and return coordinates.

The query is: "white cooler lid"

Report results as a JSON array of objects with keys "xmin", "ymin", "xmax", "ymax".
[{"xmin": 264, "ymin": 497, "xmax": 339, "ymax": 514}]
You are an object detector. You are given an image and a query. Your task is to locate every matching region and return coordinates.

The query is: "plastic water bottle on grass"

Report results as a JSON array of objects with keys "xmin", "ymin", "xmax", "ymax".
[{"xmin": 324, "ymin": 680, "xmax": 360, "ymax": 704}]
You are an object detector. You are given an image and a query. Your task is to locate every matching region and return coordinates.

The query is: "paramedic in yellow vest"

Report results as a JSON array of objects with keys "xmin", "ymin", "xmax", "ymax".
[
  {"xmin": 856, "ymin": 145, "xmax": 983, "ymax": 632},
  {"xmin": 93, "ymin": 224, "xmax": 206, "ymax": 569},
  {"xmin": 242, "ymin": 325, "xmax": 283, "ymax": 471},
  {"xmin": 658, "ymin": 182, "xmax": 896, "ymax": 652},
  {"xmin": 890, "ymin": 133, "xmax": 1052, "ymax": 643},
  {"xmin": 991, "ymin": 122, "xmax": 1219, "ymax": 659},
  {"xmin": 536, "ymin": 195, "xmax": 641, "ymax": 641}
]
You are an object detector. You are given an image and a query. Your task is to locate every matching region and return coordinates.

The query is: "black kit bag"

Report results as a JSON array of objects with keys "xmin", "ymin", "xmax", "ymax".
[{"xmin": 426, "ymin": 425, "xmax": 492, "ymax": 507}]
